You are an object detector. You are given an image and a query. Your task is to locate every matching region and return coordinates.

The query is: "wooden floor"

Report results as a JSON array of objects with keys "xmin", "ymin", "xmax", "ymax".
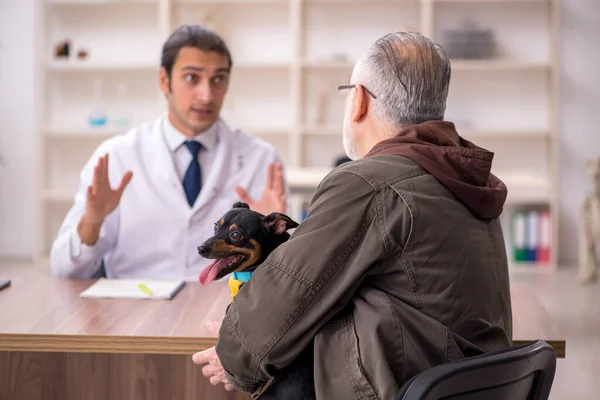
[{"xmin": 1, "ymin": 260, "xmax": 597, "ymax": 399}]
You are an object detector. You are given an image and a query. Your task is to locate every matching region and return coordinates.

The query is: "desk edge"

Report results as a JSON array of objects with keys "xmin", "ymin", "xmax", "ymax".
[
  {"xmin": 0, "ymin": 333, "xmax": 217, "ymax": 355},
  {"xmin": 0, "ymin": 334, "xmax": 565, "ymax": 358}
]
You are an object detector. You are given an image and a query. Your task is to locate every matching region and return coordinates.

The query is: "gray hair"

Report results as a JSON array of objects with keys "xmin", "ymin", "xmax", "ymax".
[{"xmin": 353, "ymin": 32, "xmax": 451, "ymax": 129}]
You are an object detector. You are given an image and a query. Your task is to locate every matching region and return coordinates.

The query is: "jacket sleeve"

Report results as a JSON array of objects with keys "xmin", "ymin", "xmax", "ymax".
[
  {"xmin": 215, "ymin": 170, "xmax": 388, "ymax": 393},
  {"xmin": 49, "ymin": 144, "xmax": 120, "ymax": 278}
]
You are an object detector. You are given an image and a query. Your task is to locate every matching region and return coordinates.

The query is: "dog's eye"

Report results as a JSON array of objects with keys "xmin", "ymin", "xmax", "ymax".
[
  {"xmin": 214, "ymin": 223, "xmax": 218, "ymax": 233},
  {"xmin": 230, "ymin": 232, "xmax": 242, "ymax": 241}
]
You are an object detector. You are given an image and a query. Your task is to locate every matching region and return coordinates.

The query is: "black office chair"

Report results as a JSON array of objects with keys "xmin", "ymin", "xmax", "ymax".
[{"xmin": 397, "ymin": 340, "xmax": 556, "ymax": 400}]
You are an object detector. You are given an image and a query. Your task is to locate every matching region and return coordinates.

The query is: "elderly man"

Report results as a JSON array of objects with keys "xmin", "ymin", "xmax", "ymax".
[{"xmin": 194, "ymin": 31, "xmax": 513, "ymax": 399}]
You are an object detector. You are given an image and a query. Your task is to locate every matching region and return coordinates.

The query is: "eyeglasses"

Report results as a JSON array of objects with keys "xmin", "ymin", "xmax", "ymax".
[{"xmin": 337, "ymin": 84, "xmax": 377, "ymax": 99}]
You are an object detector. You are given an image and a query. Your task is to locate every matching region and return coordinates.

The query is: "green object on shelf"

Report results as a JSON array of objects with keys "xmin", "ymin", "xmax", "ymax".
[{"xmin": 512, "ymin": 211, "xmax": 527, "ymax": 262}]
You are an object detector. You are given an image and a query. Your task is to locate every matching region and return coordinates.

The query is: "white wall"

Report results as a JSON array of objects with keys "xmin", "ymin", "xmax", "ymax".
[
  {"xmin": 0, "ymin": 0, "xmax": 35, "ymax": 258},
  {"xmin": 0, "ymin": 0, "xmax": 598, "ymax": 265},
  {"xmin": 557, "ymin": 0, "xmax": 600, "ymax": 266}
]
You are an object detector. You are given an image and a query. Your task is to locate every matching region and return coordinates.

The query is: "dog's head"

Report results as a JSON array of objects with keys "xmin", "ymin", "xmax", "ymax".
[{"xmin": 197, "ymin": 202, "xmax": 299, "ymax": 285}]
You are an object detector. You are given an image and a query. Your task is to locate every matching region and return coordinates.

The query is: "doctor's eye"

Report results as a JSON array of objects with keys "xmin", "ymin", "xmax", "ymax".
[
  {"xmin": 230, "ymin": 231, "xmax": 243, "ymax": 242},
  {"xmin": 184, "ymin": 73, "xmax": 199, "ymax": 85}
]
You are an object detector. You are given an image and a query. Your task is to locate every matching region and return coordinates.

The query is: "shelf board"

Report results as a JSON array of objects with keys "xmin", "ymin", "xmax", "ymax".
[
  {"xmin": 42, "ymin": 189, "xmax": 74, "ymax": 204},
  {"xmin": 459, "ymin": 129, "xmax": 550, "ymax": 139},
  {"xmin": 234, "ymin": 61, "xmax": 290, "ymax": 69},
  {"xmin": 302, "ymin": 61, "xmax": 354, "ymax": 70},
  {"xmin": 302, "ymin": 125, "xmax": 342, "ymax": 135},
  {"xmin": 45, "ymin": 126, "xmax": 125, "ymax": 140},
  {"xmin": 451, "ymin": 60, "xmax": 551, "ymax": 71},
  {"xmin": 47, "ymin": 61, "xmax": 157, "ymax": 72},
  {"xmin": 505, "ymin": 191, "xmax": 550, "ymax": 205},
  {"xmin": 286, "ymin": 168, "xmax": 331, "ymax": 188},
  {"xmin": 509, "ymin": 262, "xmax": 555, "ymax": 273},
  {"xmin": 244, "ymin": 127, "xmax": 292, "ymax": 136},
  {"xmin": 501, "ymin": 173, "xmax": 551, "ymax": 205}
]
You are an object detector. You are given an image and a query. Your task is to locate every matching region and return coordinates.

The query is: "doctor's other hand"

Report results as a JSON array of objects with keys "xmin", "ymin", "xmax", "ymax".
[
  {"xmin": 78, "ymin": 154, "xmax": 132, "ymax": 245},
  {"xmin": 235, "ymin": 162, "xmax": 286, "ymax": 215}
]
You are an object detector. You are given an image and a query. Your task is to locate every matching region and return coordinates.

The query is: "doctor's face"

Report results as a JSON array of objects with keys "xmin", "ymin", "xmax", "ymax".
[{"xmin": 160, "ymin": 46, "xmax": 230, "ymax": 137}]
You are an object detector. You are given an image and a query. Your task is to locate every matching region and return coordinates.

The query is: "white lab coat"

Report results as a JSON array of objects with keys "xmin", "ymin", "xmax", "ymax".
[{"xmin": 50, "ymin": 114, "xmax": 285, "ymax": 281}]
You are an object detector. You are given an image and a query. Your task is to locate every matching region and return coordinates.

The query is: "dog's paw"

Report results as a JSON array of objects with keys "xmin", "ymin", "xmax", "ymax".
[{"xmin": 233, "ymin": 202, "xmax": 250, "ymax": 209}]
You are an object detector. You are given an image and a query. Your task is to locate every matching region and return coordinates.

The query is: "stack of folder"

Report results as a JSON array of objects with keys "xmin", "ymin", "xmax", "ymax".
[{"xmin": 511, "ymin": 209, "xmax": 552, "ymax": 265}]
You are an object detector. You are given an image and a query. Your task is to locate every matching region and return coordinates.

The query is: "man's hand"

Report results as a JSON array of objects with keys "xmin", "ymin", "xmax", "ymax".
[
  {"xmin": 78, "ymin": 154, "xmax": 132, "ymax": 245},
  {"xmin": 192, "ymin": 321, "xmax": 235, "ymax": 391},
  {"xmin": 235, "ymin": 162, "xmax": 286, "ymax": 215}
]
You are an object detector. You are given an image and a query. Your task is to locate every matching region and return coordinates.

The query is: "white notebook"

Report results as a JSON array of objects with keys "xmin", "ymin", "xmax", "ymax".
[{"xmin": 79, "ymin": 278, "xmax": 185, "ymax": 300}]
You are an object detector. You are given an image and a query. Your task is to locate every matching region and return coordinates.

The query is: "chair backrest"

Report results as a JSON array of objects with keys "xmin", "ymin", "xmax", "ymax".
[{"xmin": 397, "ymin": 340, "xmax": 556, "ymax": 400}]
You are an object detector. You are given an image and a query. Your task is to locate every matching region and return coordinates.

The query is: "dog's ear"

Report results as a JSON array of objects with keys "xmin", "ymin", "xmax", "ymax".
[
  {"xmin": 233, "ymin": 202, "xmax": 250, "ymax": 209},
  {"xmin": 263, "ymin": 213, "xmax": 299, "ymax": 235}
]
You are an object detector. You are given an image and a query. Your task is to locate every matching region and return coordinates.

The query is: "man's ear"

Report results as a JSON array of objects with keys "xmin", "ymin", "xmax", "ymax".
[
  {"xmin": 233, "ymin": 202, "xmax": 250, "ymax": 209},
  {"xmin": 350, "ymin": 85, "xmax": 368, "ymax": 123},
  {"xmin": 263, "ymin": 213, "xmax": 299, "ymax": 234}
]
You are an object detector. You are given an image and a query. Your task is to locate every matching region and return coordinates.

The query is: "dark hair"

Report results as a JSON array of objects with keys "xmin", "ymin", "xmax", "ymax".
[{"xmin": 161, "ymin": 24, "xmax": 233, "ymax": 78}]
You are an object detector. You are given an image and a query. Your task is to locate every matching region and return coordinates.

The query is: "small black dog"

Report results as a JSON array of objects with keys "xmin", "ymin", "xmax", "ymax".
[
  {"xmin": 197, "ymin": 202, "xmax": 316, "ymax": 400},
  {"xmin": 197, "ymin": 201, "xmax": 298, "ymax": 288}
]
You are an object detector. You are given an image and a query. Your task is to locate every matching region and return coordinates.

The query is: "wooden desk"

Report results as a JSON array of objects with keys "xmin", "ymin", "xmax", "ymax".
[{"xmin": 0, "ymin": 273, "xmax": 565, "ymax": 400}]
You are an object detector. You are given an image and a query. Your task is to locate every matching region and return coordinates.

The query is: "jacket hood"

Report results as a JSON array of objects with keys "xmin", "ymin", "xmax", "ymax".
[{"xmin": 365, "ymin": 120, "xmax": 507, "ymax": 219}]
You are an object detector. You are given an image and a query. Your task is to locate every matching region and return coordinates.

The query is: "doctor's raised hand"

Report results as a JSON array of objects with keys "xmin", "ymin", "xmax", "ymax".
[
  {"xmin": 235, "ymin": 162, "xmax": 286, "ymax": 215},
  {"xmin": 77, "ymin": 154, "xmax": 133, "ymax": 246}
]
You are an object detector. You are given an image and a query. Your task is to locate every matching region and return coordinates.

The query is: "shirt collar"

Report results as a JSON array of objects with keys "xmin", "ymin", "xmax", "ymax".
[{"xmin": 163, "ymin": 115, "xmax": 220, "ymax": 153}]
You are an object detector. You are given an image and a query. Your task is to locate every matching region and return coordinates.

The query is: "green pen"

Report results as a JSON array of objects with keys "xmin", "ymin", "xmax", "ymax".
[{"xmin": 137, "ymin": 283, "xmax": 154, "ymax": 296}]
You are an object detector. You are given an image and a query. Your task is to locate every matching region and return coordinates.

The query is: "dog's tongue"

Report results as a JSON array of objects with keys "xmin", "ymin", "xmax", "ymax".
[{"xmin": 199, "ymin": 256, "xmax": 238, "ymax": 285}]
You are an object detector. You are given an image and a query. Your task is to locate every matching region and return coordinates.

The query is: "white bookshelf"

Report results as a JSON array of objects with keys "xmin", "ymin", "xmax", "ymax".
[{"xmin": 36, "ymin": 0, "xmax": 559, "ymax": 271}]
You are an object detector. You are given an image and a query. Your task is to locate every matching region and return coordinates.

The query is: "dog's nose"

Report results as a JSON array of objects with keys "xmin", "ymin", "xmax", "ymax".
[{"xmin": 198, "ymin": 245, "xmax": 210, "ymax": 257}]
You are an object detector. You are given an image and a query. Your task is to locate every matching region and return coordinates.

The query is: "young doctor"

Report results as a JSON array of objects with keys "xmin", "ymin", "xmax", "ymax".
[{"xmin": 49, "ymin": 25, "xmax": 287, "ymax": 281}]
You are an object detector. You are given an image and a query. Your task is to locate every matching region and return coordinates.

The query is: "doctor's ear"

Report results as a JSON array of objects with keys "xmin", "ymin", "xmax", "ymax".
[
  {"xmin": 159, "ymin": 67, "xmax": 171, "ymax": 95},
  {"xmin": 263, "ymin": 213, "xmax": 299, "ymax": 235}
]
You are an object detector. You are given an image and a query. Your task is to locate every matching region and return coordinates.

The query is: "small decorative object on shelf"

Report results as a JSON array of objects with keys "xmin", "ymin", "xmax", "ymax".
[
  {"xmin": 442, "ymin": 21, "xmax": 496, "ymax": 60},
  {"xmin": 54, "ymin": 39, "xmax": 71, "ymax": 58},
  {"xmin": 113, "ymin": 82, "xmax": 130, "ymax": 129},
  {"xmin": 89, "ymin": 78, "xmax": 107, "ymax": 128},
  {"xmin": 77, "ymin": 48, "xmax": 89, "ymax": 60},
  {"xmin": 579, "ymin": 158, "xmax": 600, "ymax": 284}
]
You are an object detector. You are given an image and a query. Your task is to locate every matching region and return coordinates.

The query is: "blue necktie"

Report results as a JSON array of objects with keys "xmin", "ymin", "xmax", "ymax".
[{"xmin": 183, "ymin": 141, "xmax": 203, "ymax": 207}]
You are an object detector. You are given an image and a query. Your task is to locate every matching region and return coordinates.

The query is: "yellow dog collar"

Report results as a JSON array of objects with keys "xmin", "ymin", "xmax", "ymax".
[{"xmin": 228, "ymin": 271, "xmax": 253, "ymax": 300}]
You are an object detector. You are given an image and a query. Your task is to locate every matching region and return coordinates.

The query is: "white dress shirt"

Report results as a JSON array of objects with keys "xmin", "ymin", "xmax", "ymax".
[
  {"xmin": 163, "ymin": 117, "xmax": 219, "ymax": 184},
  {"xmin": 50, "ymin": 114, "xmax": 286, "ymax": 281}
]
